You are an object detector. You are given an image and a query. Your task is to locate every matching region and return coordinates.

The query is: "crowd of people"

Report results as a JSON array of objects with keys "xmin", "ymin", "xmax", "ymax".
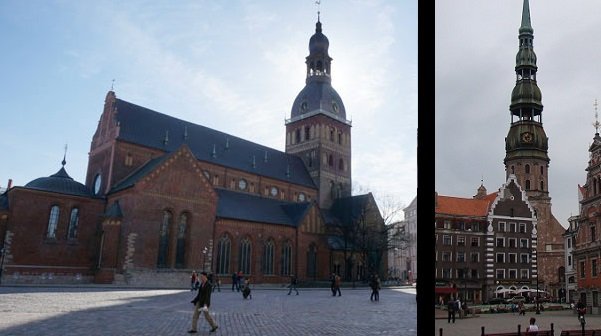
[{"xmin": 187, "ymin": 271, "xmax": 388, "ymax": 333}]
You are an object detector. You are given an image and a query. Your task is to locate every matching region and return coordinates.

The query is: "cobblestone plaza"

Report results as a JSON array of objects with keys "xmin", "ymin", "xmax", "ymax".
[
  {"xmin": 435, "ymin": 308, "xmax": 601, "ymax": 336},
  {"xmin": 0, "ymin": 286, "xmax": 416, "ymax": 335}
]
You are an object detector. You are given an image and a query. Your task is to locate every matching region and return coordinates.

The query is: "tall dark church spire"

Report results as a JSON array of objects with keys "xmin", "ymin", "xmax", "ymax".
[{"xmin": 505, "ymin": 0, "xmax": 549, "ymax": 188}]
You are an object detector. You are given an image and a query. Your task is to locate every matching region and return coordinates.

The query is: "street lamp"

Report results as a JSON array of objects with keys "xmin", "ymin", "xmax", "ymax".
[{"xmin": 202, "ymin": 247, "xmax": 208, "ymax": 272}]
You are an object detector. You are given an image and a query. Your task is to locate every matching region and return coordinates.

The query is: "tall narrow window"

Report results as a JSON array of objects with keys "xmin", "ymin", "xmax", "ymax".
[
  {"xmin": 175, "ymin": 213, "xmax": 187, "ymax": 268},
  {"xmin": 540, "ymin": 180, "xmax": 544, "ymax": 191},
  {"xmin": 525, "ymin": 164, "xmax": 530, "ymax": 174},
  {"xmin": 281, "ymin": 241, "xmax": 292, "ymax": 276},
  {"xmin": 67, "ymin": 208, "xmax": 79, "ymax": 239},
  {"xmin": 239, "ymin": 237, "xmax": 252, "ymax": 274},
  {"xmin": 328, "ymin": 155, "xmax": 333, "ymax": 167},
  {"xmin": 216, "ymin": 235, "xmax": 231, "ymax": 275},
  {"xmin": 47, "ymin": 205, "xmax": 60, "ymax": 239},
  {"xmin": 157, "ymin": 210, "xmax": 172, "ymax": 268},
  {"xmin": 304, "ymin": 127, "xmax": 310, "ymax": 141},
  {"xmin": 338, "ymin": 158, "xmax": 344, "ymax": 171},
  {"xmin": 262, "ymin": 239, "xmax": 274, "ymax": 275},
  {"xmin": 525, "ymin": 180, "xmax": 530, "ymax": 190},
  {"xmin": 307, "ymin": 244, "xmax": 317, "ymax": 278}
]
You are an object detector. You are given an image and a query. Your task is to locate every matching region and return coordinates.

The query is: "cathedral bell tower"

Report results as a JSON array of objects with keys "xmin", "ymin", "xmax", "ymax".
[
  {"xmin": 504, "ymin": 0, "xmax": 549, "ymax": 204},
  {"xmin": 286, "ymin": 17, "xmax": 352, "ymax": 209},
  {"xmin": 504, "ymin": 0, "xmax": 566, "ymax": 297}
]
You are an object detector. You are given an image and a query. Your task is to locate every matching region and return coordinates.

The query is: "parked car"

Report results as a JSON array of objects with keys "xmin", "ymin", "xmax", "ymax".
[
  {"xmin": 487, "ymin": 297, "xmax": 507, "ymax": 305},
  {"xmin": 507, "ymin": 296, "xmax": 527, "ymax": 303}
]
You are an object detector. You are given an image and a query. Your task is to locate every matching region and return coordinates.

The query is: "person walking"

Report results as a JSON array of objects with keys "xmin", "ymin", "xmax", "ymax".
[
  {"xmin": 330, "ymin": 273, "xmax": 336, "ymax": 296},
  {"xmin": 447, "ymin": 297, "xmax": 457, "ymax": 323},
  {"xmin": 369, "ymin": 274, "xmax": 381, "ymax": 301},
  {"xmin": 288, "ymin": 274, "xmax": 299, "ymax": 295},
  {"xmin": 518, "ymin": 301, "xmax": 526, "ymax": 316},
  {"xmin": 526, "ymin": 317, "xmax": 539, "ymax": 332},
  {"xmin": 242, "ymin": 276, "xmax": 252, "ymax": 299},
  {"xmin": 190, "ymin": 271, "xmax": 198, "ymax": 291},
  {"xmin": 231, "ymin": 272, "xmax": 238, "ymax": 292},
  {"xmin": 333, "ymin": 274, "xmax": 342, "ymax": 296},
  {"xmin": 237, "ymin": 271, "xmax": 243, "ymax": 292},
  {"xmin": 212, "ymin": 274, "xmax": 221, "ymax": 292},
  {"xmin": 188, "ymin": 272, "xmax": 218, "ymax": 333}
]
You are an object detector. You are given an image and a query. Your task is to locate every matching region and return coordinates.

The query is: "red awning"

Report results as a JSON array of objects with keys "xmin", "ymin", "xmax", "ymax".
[{"xmin": 435, "ymin": 287, "xmax": 458, "ymax": 294}]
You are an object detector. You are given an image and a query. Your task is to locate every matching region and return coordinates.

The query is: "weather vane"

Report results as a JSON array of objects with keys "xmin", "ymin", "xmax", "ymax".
[
  {"xmin": 62, "ymin": 144, "xmax": 68, "ymax": 167},
  {"xmin": 594, "ymin": 99, "xmax": 600, "ymax": 134},
  {"xmin": 315, "ymin": 0, "xmax": 321, "ymax": 21}
]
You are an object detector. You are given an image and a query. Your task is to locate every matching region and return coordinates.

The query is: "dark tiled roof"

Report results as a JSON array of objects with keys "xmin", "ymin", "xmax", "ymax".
[
  {"xmin": 114, "ymin": 99, "xmax": 316, "ymax": 189},
  {"xmin": 0, "ymin": 192, "xmax": 8, "ymax": 210},
  {"xmin": 215, "ymin": 188, "xmax": 310, "ymax": 227},
  {"xmin": 109, "ymin": 155, "xmax": 170, "ymax": 194},
  {"xmin": 327, "ymin": 193, "xmax": 373, "ymax": 226},
  {"xmin": 104, "ymin": 200, "xmax": 124, "ymax": 218},
  {"xmin": 24, "ymin": 167, "xmax": 93, "ymax": 198}
]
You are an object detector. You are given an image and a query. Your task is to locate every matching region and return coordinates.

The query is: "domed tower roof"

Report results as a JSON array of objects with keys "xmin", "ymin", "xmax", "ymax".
[
  {"xmin": 309, "ymin": 21, "xmax": 329, "ymax": 54},
  {"xmin": 289, "ymin": 18, "xmax": 349, "ymax": 124},
  {"xmin": 25, "ymin": 159, "xmax": 93, "ymax": 197}
]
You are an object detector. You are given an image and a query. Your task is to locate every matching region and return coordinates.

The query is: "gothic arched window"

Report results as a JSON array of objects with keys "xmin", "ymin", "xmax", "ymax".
[
  {"xmin": 157, "ymin": 210, "xmax": 172, "ymax": 268},
  {"xmin": 175, "ymin": 213, "xmax": 188, "ymax": 268},
  {"xmin": 262, "ymin": 239, "xmax": 275, "ymax": 275},
  {"xmin": 239, "ymin": 237, "xmax": 252, "ymax": 274},
  {"xmin": 328, "ymin": 155, "xmax": 333, "ymax": 167},
  {"xmin": 525, "ymin": 180, "xmax": 531, "ymax": 190},
  {"xmin": 67, "ymin": 207, "xmax": 79, "ymax": 239},
  {"xmin": 281, "ymin": 241, "xmax": 293, "ymax": 276},
  {"xmin": 540, "ymin": 180, "xmax": 544, "ymax": 191},
  {"xmin": 47, "ymin": 205, "xmax": 60, "ymax": 239},
  {"xmin": 307, "ymin": 244, "xmax": 317, "ymax": 279},
  {"xmin": 216, "ymin": 235, "xmax": 231, "ymax": 275},
  {"xmin": 338, "ymin": 158, "xmax": 344, "ymax": 171},
  {"xmin": 525, "ymin": 164, "xmax": 530, "ymax": 174}
]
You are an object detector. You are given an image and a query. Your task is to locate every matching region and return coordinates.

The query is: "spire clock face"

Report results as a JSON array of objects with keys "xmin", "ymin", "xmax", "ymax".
[{"xmin": 521, "ymin": 132, "xmax": 533, "ymax": 143}]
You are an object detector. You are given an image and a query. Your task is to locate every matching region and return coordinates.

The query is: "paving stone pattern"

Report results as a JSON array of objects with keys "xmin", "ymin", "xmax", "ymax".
[{"xmin": 0, "ymin": 286, "xmax": 416, "ymax": 336}]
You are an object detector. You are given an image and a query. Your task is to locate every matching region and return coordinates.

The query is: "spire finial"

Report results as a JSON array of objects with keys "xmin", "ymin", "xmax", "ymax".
[
  {"xmin": 594, "ymin": 99, "xmax": 600, "ymax": 134},
  {"xmin": 520, "ymin": 0, "xmax": 533, "ymax": 33},
  {"xmin": 62, "ymin": 144, "xmax": 68, "ymax": 167},
  {"xmin": 111, "ymin": 79, "xmax": 115, "ymax": 91},
  {"xmin": 315, "ymin": 0, "xmax": 321, "ymax": 22}
]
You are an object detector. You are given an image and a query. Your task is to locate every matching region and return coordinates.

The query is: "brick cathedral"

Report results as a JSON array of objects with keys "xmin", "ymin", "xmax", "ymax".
[{"xmin": 0, "ymin": 18, "xmax": 386, "ymax": 286}]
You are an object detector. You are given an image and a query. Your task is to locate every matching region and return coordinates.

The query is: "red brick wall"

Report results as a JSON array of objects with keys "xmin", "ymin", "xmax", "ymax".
[{"xmin": 4, "ymin": 188, "xmax": 105, "ymax": 279}]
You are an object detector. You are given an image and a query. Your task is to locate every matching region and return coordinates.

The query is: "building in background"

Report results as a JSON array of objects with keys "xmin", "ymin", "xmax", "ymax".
[
  {"xmin": 435, "ymin": 176, "xmax": 539, "ymax": 304},
  {"xmin": 0, "ymin": 17, "xmax": 387, "ymax": 286}
]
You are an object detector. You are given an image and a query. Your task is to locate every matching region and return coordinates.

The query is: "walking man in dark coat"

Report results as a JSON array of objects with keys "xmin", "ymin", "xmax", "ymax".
[
  {"xmin": 447, "ymin": 297, "xmax": 457, "ymax": 323},
  {"xmin": 288, "ymin": 274, "xmax": 299, "ymax": 295},
  {"xmin": 188, "ymin": 272, "xmax": 218, "ymax": 333}
]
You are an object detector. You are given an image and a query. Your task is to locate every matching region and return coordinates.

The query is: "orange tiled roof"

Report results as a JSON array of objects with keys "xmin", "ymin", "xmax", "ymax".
[{"xmin": 436, "ymin": 193, "xmax": 497, "ymax": 217}]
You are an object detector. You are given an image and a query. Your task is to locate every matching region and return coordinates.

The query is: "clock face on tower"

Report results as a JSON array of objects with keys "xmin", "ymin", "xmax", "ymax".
[
  {"xmin": 238, "ymin": 179, "xmax": 247, "ymax": 190},
  {"xmin": 521, "ymin": 132, "xmax": 533, "ymax": 143},
  {"xmin": 270, "ymin": 186, "xmax": 278, "ymax": 197}
]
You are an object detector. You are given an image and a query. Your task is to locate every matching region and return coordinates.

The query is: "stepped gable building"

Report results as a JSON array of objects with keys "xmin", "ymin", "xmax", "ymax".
[
  {"xmin": 571, "ymin": 121, "xmax": 601, "ymax": 306},
  {"xmin": 503, "ymin": 0, "xmax": 565, "ymax": 298},
  {"xmin": 435, "ymin": 176, "xmax": 539, "ymax": 304},
  {"xmin": 0, "ymin": 17, "xmax": 385, "ymax": 286}
]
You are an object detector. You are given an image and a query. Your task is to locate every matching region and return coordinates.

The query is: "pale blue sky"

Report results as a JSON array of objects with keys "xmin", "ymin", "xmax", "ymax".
[{"xmin": 0, "ymin": 0, "xmax": 416, "ymax": 217}]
